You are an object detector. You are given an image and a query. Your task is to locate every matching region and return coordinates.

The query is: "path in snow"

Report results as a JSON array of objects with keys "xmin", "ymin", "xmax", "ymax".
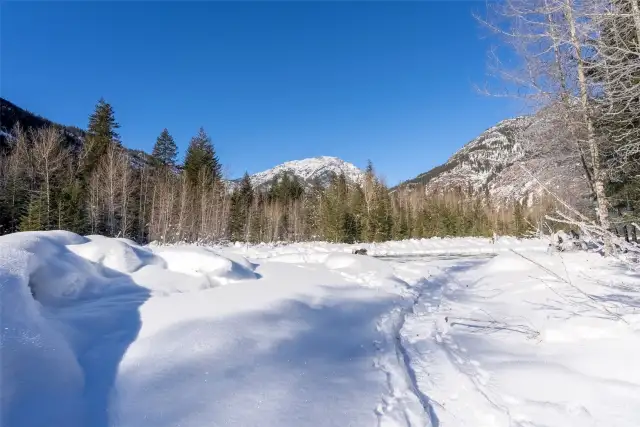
[
  {"xmin": 378, "ymin": 254, "xmax": 509, "ymax": 427},
  {"xmin": 386, "ymin": 252, "xmax": 640, "ymax": 427}
]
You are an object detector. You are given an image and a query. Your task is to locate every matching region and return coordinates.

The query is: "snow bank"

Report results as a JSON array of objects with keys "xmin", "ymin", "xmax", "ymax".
[
  {"xmin": 0, "ymin": 231, "xmax": 259, "ymax": 427},
  {"xmin": 151, "ymin": 246, "xmax": 257, "ymax": 285},
  {"xmin": 69, "ymin": 235, "xmax": 165, "ymax": 274},
  {"xmin": 0, "ymin": 232, "xmax": 89, "ymax": 426}
]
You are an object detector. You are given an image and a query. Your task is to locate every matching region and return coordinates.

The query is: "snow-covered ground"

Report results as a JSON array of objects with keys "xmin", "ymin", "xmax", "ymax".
[{"xmin": 2, "ymin": 232, "xmax": 639, "ymax": 427}]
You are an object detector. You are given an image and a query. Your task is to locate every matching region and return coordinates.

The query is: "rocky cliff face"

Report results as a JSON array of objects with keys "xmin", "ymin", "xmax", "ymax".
[{"xmin": 397, "ymin": 106, "xmax": 591, "ymax": 207}]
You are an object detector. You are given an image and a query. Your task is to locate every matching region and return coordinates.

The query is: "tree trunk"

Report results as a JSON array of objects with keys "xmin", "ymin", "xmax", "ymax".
[{"xmin": 564, "ymin": 0, "xmax": 612, "ymax": 254}]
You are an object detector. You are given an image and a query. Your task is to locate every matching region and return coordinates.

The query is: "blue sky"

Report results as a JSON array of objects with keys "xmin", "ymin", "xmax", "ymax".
[{"xmin": 1, "ymin": 1, "xmax": 521, "ymax": 185}]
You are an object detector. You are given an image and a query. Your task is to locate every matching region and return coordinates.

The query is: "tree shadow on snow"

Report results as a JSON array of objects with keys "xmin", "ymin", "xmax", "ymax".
[{"xmin": 108, "ymin": 287, "xmax": 405, "ymax": 427}]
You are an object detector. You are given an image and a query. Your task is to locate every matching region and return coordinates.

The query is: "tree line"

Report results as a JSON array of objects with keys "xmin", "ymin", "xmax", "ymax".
[{"xmin": 0, "ymin": 99, "xmax": 547, "ymax": 243}]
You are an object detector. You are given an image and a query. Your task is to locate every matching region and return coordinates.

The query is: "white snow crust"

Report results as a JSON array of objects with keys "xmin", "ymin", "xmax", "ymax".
[{"xmin": 2, "ymin": 231, "xmax": 639, "ymax": 427}]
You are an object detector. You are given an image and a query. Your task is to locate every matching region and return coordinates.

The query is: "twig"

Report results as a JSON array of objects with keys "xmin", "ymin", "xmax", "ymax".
[{"xmin": 511, "ymin": 249, "xmax": 629, "ymax": 324}]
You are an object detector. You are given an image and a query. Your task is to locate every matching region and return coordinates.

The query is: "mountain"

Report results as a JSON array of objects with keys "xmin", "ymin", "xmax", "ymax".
[
  {"xmin": 240, "ymin": 156, "xmax": 364, "ymax": 189},
  {"xmin": 397, "ymin": 105, "xmax": 591, "ymax": 207},
  {"xmin": 0, "ymin": 97, "xmax": 85, "ymax": 152},
  {"xmin": 1, "ymin": 97, "xmax": 152, "ymax": 168}
]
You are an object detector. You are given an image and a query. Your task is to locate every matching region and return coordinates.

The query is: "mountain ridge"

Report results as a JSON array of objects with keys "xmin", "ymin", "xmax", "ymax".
[
  {"xmin": 396, "ymin": 107, "xmax": 590, "ymax": 207},
  {"xmin": 238, "ymin": 156, "xmax": 364, "ymax": 189}
]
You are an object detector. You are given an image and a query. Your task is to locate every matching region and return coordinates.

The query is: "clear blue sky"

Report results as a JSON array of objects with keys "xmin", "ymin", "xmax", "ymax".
[{"xmin": 1, "ymin": 1, "xmax": 521, "ymax": 185}]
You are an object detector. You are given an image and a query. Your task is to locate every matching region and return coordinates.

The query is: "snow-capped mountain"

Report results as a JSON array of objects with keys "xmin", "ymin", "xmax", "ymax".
[
  {"xmin": 397, "ymin": 105, "xmax": 591, "ymax": 207},
  {"xmin": 242, "ymin": 156, "xmax": 364, "ymax": 189}
]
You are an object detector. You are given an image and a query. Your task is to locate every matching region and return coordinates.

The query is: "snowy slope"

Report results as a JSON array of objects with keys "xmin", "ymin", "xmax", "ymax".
[
  {"xmin": 398, "ymin": 106, "xmax": 591, "ymax": 206},
  {"xmin": 240, "ymin": 156, "xmax": 364, "ymax": 189},
  {"xmin": 402, "ymin": 117, "xmax": 531, "ymax": 192},
  {"xmin": 2, "ymin": 231, "xmax": 640, "ymax": 427}
]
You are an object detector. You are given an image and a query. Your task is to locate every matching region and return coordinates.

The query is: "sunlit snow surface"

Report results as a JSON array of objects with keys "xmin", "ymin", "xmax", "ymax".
[{"xmin": 2, "ymin": 232, "xmax": 640, "ymax": 427}]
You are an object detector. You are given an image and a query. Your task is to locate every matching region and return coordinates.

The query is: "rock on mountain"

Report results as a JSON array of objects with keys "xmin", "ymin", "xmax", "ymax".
[
  {"xmin": 242, "ymin": 156, "xmax": 364, "ymax": 189},
  {"xmin": 397, "ymin": 105, "xmax": 591, "ymax": 207}
]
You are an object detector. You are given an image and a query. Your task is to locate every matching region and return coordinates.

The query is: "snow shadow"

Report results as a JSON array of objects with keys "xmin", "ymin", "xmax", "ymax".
[
  {"xmin": 3, "ymin": 253, "xmax": 150, "ymax": 427},
  {"xmin": 62, "ymin": 282, "xmax": 150, "ymax": 427},
  {"xmin": 110, "ymin": 288, "xmax": 401, "ymax": 427}
]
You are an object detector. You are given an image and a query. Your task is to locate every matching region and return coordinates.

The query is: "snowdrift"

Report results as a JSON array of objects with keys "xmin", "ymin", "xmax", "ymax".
[
  {"xmin": 4, "ymin": 232, "xmax": 637, "ymax": 427},
  {"xmin": 0, "ymin": 231, "xmax": 257, "ymax": 427}
]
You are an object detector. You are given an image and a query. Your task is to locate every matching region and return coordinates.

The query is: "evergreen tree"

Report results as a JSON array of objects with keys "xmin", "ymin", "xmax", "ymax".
[
  {"xmin": 370, "ymin": 181, "xmax": 392, "ymax": 241},
  {"xmin": 183, "ymin": 127, "xmax": 221, "ymax": 185},
  {"xmin": 320, "ymin": 174, "xmax": 349, "ymax": 242},
  {"xmin": 349, "ymin": 184, "xmax": 366, "ymax": 242},
  {"xmin": 365, "ymin": 159, "xmax": 374, "ymax": 175},
  {"xmin": 82, "ymin": 98, "xmax": 120, "ymax": 177},
  {"xmin": 228, "ymin": 173, "xmax": 254, "ymax": 241},
  {"xmin": 512, "ymin": 200, "xmax": 528, "ymax": 237},
  {"xmin": 20, "ymin": 197, "xmax": 43, "ymax": 232},
  {"xmin": 58, "ymin": 180, "xmax": 87, "ymax": 234},
  {"xmin": 152, "ymin": 128, "xmax": 178, "ymax": 167}
]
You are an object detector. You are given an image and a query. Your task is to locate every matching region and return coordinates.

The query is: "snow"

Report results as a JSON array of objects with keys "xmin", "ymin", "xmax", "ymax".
[
  {"xmin": 2, "ymin": 231, "xmax": 640, "ymax": 427},
  {"xmin": 397, "ymin": 251, "xmax": 640, "ymax": 427},
  {"xmin": 223, "ymin": 236, "xmax": 549, "ymax": 260},
  {"xmin": 247, "ymin": 155, "xmax": 364, "ymax": 187}
]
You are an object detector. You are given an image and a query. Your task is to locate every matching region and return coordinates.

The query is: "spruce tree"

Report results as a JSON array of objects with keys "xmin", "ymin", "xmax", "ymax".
[
  {"xmin": 370, "ymin": 181, "xmax": 392, "ymax": 241},
  {"xmin": 152, "ymin": 128, "xmax": 178, "ymax": 167},
  {"xmin": 83, "ymin": 98, "xmax": 120, "ymax": 177},
  {"xmin": 320, "ymin": 174, "xmax": 349, "ymax": 242},
  {"xmin": 349, "ymin": 184, "xmax": 365, "ymax": 242},
  {"xmin": 20, "ymin": 197, "xmax": 43, "ymax": 232},
  {"xmin": 512, "ymin": 200, "xmax": 527, "ymax": 237},
  {"xmin": 183, "ymin": 127, "xmax": 221, "ymax": 185},
  {"xmin": 228, "ymin": 173, "xmax": 254, "ymax": 241}
]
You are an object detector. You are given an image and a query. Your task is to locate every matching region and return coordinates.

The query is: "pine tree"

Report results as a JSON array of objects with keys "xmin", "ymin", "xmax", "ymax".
[
  {"xmin": 513, "ymin": 200, "xmax": 527, "ymax": 237},
  {"xmin": 349, "ymin": 184, "xmax": 366, "ymax": 242},
  {"xmin": 320, "ymin": 174, "xmax": 349, "ymax": 242},
  {"xmin": 228, "ymin": 172, "xmax": 254, "ymax": 241},
  {"xmin": 183, "ymin": 127, "xmax": 221, "ymax": 185},
  {"xmin": 370, "ymin": 180, "xmax": 392, "ymax": 241},
  {"xmin": 82, "ymin": 98, "xmax": 120, "ymax": 178},
  {"xmin": 20, "ymin": 197, "xmax": 43, "ymax": 232},
  {"xmin": 152, "ymin": 128, "xmax": 178, "ymax": 167}
]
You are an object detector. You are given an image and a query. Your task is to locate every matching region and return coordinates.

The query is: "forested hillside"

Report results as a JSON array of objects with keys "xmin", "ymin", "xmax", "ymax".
[{"xmin": 0, "ymin": 98, "xmax": 546, "ymax": 243}]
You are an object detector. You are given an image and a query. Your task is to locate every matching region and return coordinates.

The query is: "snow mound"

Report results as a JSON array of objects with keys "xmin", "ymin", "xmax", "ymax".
[
  {"xmin": 0, "ymin": 232, "xmax": 99, "ymax": 426},
  {"xmin": 1, "ymin": 231, "xmax": 262, "ymax": 426},
  {"xmin": 68, "ymin": 235, "xmax": 165, "ymax": 275},
  {"xmin": 153, "ymin": 246, "xmax": 257, "ymax": 286},
  {"xmin": 0, "ymin": 231, "xmax": 106, "ymax": 304}
]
